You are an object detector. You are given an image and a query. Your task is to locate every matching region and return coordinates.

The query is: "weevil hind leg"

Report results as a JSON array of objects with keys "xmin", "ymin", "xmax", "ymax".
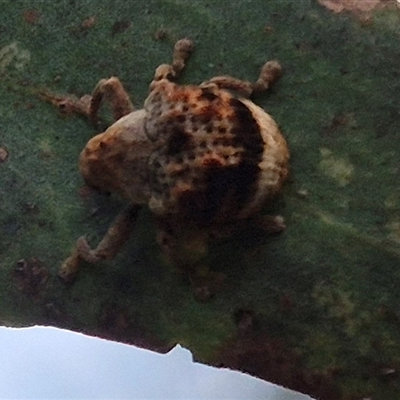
[
  {"xmin": 58, "ymin": 205, "xmax": 140, "ymax": 283},
  {"xmin": 256, "ymin": 214, "xmax": 286, "ymax": 235},
  {"xmin": 151, "ymin": 38, "xmax": 194, "ymax": 83},
  {"xmin": 200, "ymin": 60, "xmax": 282, "ymax": 98}
]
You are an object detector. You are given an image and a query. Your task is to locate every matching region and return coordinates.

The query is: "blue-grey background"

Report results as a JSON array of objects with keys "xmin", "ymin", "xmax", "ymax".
[{"xmin": 0, "ymin": 327, "xmax": 311, "ymax": 399}]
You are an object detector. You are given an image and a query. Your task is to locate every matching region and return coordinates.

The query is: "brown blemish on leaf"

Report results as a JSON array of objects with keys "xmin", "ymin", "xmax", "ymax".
[
  {"xmin": 0, "ymin": 146, "xmax": 9, "ymax": 163},
  {"xmin": 233, "ymin": 309, "xmax": 256, "ymax": 332},
  {"xmin": 78, "ymin": 185, "xmax": 96, "ymax": 200},
  {"xmin": 95, "ymin": 302, "xmax": 172, "ymax": 352},
  {"xmin": 318, "ymin": 0, "xmax": 396, "ymax": 14},
  {"xmin": 154, "ymin": 28, "xmax": 168, "ymax": 41},
  {"xmin": 23, "ymin": 9, "xmax": 41, "ymax": 24},
  {"xmin": 99, "ymin": 303, "xmax": 130, "ymax": 333},
  {"xmin": 13, "ymin": 258, "xmax": 49, "ymax": 301},
  {"xmin": 279, "ymin": 293, "xmax": 294, "ymax": 313},
  {"xmin": 191, "ymin": 271, "xmax": 226, "ymax": 303},
  {"xmin": 385, "ymin": 217, "xmax": 400, "ymax": 244},
  {"xmin": 218, "ymin": 330, "xmax": 341, "ymax": 400},
  {"xmin": 81, "ymin": 16, "xmax": 96, "ymax": 30},
  {"xmin": 323, "ymin": 112, "xmax": 357, "ymax": 137},
  {"xmin": 22, "ymin": 202, "xmax": 40, "ymax": 215},
  {"xmin": 264, "ymin": 25, "xmax": 274, "ymax": 34}
]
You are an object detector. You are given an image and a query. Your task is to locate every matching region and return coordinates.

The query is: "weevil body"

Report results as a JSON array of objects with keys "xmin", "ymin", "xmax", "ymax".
[{"xmin": 46, "ymin": 39, "xmax": 289, "ymax": 298}]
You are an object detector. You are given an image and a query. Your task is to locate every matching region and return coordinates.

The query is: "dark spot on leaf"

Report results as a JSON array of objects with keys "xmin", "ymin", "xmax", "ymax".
[
  {"xmin": 234, "ymin": 309, "xmax": 256, "ymax": 333},
  {"xmin": 111, "ymin": 19, "xmax": 131, "ymax": 36},
  {"xmin": 22, "ymin": 202, "xmax": 40, "ymax": 215},
  {"xmin": 218, "ymin": 330, "xmax": 341, "ymax": 399},
  {"xmin": 154, "ymin": 28, "xmax": 168, "ymax": 41},
  {"xmin": 23, "ymin": 9, "xmax": 40, "ymax": 24},
  {"xmin": 13, "ymin": 258, "xmax": 49, "ymax": 300}
]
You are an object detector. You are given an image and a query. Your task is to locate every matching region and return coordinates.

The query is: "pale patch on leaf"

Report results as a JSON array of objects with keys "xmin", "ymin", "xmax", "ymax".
[
  {"xmin": 384, "ymin": 193, "xmax": 400, "ymax": 209},
  {"xmin": 0, "ymin": 41, "xmax": 31, "ymax": 72},
  {"xmin": 386, "ymin": 218, "xmax": 400, "ymax": 244},
  {"xmin": 318, "ymin": 0, "xmax": 394, "ymax": 14},
  {"xmin": 319, "ymin": 148, "xmax": 354, "ymax": 186}
]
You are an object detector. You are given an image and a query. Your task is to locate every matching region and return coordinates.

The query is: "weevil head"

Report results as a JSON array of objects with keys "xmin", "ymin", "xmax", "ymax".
[{"xmin": 79, "ymin": 109, "xmax": 154, "ymax": 204}]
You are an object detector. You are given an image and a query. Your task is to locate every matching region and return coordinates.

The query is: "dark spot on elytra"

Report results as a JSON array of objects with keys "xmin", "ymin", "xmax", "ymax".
[
  {"xmin": 175, "ymin": 114, "xmax": 186, "ymax": 124},
  {"xmin": 198, "ymin": 113, "xmax": 212, "ymax": 125},
  {"xmin": 151, "ymin": 91, "xmax": 161, "ymax": 102},
  {"xmin": 174, "ymin": 155, "xmax": 184, "ymax": 164},
  {"xmin": 205, "ymin": 123, "xmax": 214, "ymax": 134},
  {"xmin": 199, "ymin": 88, "xmax": 218, "ymax": 102},
  {"xmin": 229, "ymin": 98, "xmax": 264, "ymax": 157},
  {"xmin": 202, "ymin": 157, "xmax": 223, "ymax": 167},
  {"xmin": 158, "ymin": 171, "xmax": 167, "ymax": 180},
  {"xmin": 186, "ymin": 152, "xmax": 196, "ymax": 161},
  {"xmin": 179, "ymin": 161, "xmax": 260, "ymax": 226},
  {"xmin": 177, "ymin": 99, "xmax": 264, "ymax": 225},
  {"xmin": 153, "ymin": 160, "xmax": 162, "ymax": 169},
  {"xmin": 170, "ymin": 165, "xmax": 187, "ymax": 177},
  {"xmin": 213, "ymin": 137, "xmax": 232, "ymax": 147},
  {"xmin": 166, "ymin": 127, "xmax": 191, "ymax": 155}
]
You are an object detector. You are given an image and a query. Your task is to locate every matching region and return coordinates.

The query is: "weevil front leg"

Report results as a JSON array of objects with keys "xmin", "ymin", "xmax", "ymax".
[
  {"xmin": 58, "ymin": 204, "xmax": 140, "ymax": 282},
  {"xmin": 39, "ymin": 90, "xmax": 92, "ymax": 117},
  {"xmin": 40, "ymin": 77, "xmax": 134, "ymax": 128},
  {"xmin": 151, "ymin": 38, "xmax": 194, "ymax": 84},
  {"xmin": 89, "ymin": 77, "xmax": 134, "ymax": 127},
  {"xmin": 200, "ymin": 60, "xmax": 282, "ymax": 98}
]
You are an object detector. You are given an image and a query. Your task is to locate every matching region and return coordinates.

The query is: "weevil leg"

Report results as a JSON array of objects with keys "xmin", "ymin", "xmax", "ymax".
[
  {"xmin": 39, "ymin": 77, "xmax": 134, "ymax": 128},
  {"xmin": 156, "ymin": 219, "xmax": 225, "ymax": 303},
  {"xmin": 151, "ymin": 38, "xmax": 194, "ymax": 83},
  {"xmin": 256, "ymin": 214, "xmax": 286, "ymax": 235},
  {"xmin": 253, "ymin": 60, "xmax": 283, "ymax": 94},
  {"xmin": 89, "ymin": 77, "xmax": 134, "ymax": 127},
  {"xmin": 58, "ymin": 204, "xmax": 140, "ymax": 282},
  {"xmin": 200, "ymin": 60, "xmax": 282, "ymax": 98},
  {"xmin": 39, "ymin": 91, "xmax": 92, "ymax": 117},
  {"xmin": 155, "ymin": 218, "xmax": 208, "ymax": 267}
]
